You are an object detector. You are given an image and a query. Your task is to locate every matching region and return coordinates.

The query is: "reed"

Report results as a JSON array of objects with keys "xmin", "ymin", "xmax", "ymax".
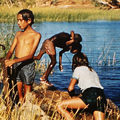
[
  {"xmin": 0, "ymin": 21, "xmax": 16, "ymax": 58},
  {"xmin": 33, "ymin": 7, "xmax": 120, "ymax": 22},
  {"xmin": 0, "ymin": 6, "xmax": 120, "ymax": 22}
]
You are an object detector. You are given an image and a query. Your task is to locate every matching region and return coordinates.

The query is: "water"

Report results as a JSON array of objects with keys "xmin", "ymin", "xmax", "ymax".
[
  {"xmin": 33, "ymin": 21, "xmax": 120, "ymax": 108},
  {"xmin": 1, "ymin": 21, "xmax": 120, "ymax": 108}
]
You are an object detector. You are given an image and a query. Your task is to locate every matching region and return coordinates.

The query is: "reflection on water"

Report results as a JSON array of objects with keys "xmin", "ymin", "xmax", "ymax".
[{"xmin": 34, "ymin": 21, "xmax": 120, "ymax": 108}]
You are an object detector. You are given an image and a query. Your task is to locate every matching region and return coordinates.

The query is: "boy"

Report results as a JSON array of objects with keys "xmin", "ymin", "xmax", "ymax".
[
  {"xmin": 5, "ymin": 9, "xmax": 41, "ymax": 103},
  {"xmin": 33, "ymin": 31, "xmax": 82, "ymax": 86}
]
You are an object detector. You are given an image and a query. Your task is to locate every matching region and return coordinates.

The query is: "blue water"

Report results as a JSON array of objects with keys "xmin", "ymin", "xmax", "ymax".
[{"xmin": 33, "ymin": 21, "xmax": 120, "ymax": 108}]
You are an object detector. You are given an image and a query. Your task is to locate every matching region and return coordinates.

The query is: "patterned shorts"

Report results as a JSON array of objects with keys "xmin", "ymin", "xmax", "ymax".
[{"xmin": 13, "ymin": 59, "xmax": 35, "ymax": 85}]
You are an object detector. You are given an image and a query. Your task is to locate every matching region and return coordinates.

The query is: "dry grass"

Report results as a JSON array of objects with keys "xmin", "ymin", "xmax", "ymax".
[{"xmin": 0, "ymin": 79, "xmax": 119, "ymax": 120}]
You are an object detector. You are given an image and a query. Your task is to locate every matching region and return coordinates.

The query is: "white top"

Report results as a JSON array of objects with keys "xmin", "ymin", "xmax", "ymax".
[{"xmin": 72, "ymin": 66, "xmax": 103, "ymax": 93}]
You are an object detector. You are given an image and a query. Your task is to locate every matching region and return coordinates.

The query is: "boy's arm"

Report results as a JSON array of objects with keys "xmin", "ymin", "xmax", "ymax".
[
  {"xmin": 59, "ymin": 49, "xmax": 69, "ymax": 71},
  {"xmin": 33, "ymin": 50, "xmax": 42, "ymax": 60},
  {"xmin": 68, "ymin": 78, "xmax": 77, "ymax": 97},
  {"xmin": 6, "ymin": 35, "xmax": 18, "ymax": 60},
  {"xmin": 5, "ymin": 33, "xmax": 41, "ymax": 67},
  {"xmin": 66, "ymin": 30, "xmax": 74, "ymax": 46}
]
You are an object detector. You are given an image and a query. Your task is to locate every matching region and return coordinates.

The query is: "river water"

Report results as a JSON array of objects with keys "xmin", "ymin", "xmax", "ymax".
[
  {"xmin": 34, "ymin": 21, "xmax": 120, "ymax": 108},
  {"xmin": 1, "ymin": 21, "xmax": 120, "ymax": 108}
]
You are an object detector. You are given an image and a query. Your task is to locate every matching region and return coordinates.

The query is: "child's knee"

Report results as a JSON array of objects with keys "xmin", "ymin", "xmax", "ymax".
[{"xmin": 56, "ymin": 102, "xmax": 63, "ymax": 111}]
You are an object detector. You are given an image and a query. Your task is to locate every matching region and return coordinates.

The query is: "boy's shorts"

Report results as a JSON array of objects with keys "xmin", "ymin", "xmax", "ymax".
[
  {"xmin": 80, "ymin": 87, "xmax": 107, "ymax": 113},
  {"xmin": 13, "ymin": 59, "xmax": 35, "ymax": 85}
]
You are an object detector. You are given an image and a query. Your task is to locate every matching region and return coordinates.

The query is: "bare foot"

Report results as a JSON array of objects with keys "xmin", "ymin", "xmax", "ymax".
[
  {"xmin": 40, "ymin": 78, "xmax": 53, "ymax": 86},
  {"xmin": 59, "ymin": 64, "xmax": 63, "ymax": 71}
]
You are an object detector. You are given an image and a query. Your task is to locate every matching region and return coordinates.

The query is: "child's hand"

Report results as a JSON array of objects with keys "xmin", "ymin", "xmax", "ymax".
[{"xmin": 5, "ymin": 59, "xmax": 14, "ymax": 67}]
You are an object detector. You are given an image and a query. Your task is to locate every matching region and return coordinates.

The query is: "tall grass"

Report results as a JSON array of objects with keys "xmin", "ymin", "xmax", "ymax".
[
  {"xmin": 33, "ymin": 7, "xmax": 120, "ymax": 22},
  {"xmin": 0, "ymin": 83, "xmax": 119, "ymax": 120},
  {"xmin": 0, "ymin": 6, "xmax": 120, "ymax": 22},
  {"xmin": 0, "ymin": 21, "xmax": 16, "ymax": 58}
]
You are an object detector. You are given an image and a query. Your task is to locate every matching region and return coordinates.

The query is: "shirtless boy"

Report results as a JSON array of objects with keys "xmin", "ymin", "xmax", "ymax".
[
  {"xmin": 5, "ymin": 9, "xmax": 41, "ymax": 103},
  {"xmin": 33, "ymin": 31, "xmax": 82, "ymax": 86}
]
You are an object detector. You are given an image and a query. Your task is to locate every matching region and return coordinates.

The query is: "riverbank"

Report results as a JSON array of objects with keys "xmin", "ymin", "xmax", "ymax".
[
  {"xmin": 0, "ymin": 6, "xmax": 120, "ymax": 22},
  {"xmin": 0, "ymin": 58, "xmax": 120, "ymax": 119},
  {"xmin": 0, "ymin": 82, "xmax": 119, "ymax": 120}
]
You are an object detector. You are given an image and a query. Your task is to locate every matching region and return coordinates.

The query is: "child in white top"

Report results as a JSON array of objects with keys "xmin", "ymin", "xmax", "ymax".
[{"xmin": 57, "ymin": 53, "xmax": 107, "ymax": 120}]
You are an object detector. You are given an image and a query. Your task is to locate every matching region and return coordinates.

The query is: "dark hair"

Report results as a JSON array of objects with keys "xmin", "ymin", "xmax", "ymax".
[
  {"xmin": 74, "ymin": 34, "xmax": 82, "ymax": 42},
  {"xmin": 18, "ymin": 9, "xmax": 34, "ymax": 25},
  {"xmin": 71, "ymin": 43, "xmax": 82, "ymax": 53},
  {"xmin": 72, "ymin": 53, "xmax": 92, "ymax": 71}
]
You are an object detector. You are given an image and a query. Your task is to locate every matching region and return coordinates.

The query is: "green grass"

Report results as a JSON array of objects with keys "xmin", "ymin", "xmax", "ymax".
[
  {"xmin": 0, "ymin": 6, "xmax": 120, "ymax": 22},
  {"xmin": 33, "ymin": 7, "xmax": 120, "ymax": 22}
]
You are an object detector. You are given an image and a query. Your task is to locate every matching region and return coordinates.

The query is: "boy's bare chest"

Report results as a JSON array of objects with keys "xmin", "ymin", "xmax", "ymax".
[{"xmin": 17, "ymin": 34, "xmax": 34, "ymax": 45}]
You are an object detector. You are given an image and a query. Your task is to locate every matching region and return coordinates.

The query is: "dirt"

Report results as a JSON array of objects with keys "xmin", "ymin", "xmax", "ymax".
[{"xmin": 39, "ymin": 0, "xmax": 95, "ymax": 9}]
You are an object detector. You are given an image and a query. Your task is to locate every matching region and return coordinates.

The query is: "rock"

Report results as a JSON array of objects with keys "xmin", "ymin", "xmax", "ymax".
[
  {"xmin": 32, "ymin": 83, "xmax": 120, "ymax": 119},
  {"xmin": 17, "ymin": 92, "xmax": 50, "ymax": 120}
]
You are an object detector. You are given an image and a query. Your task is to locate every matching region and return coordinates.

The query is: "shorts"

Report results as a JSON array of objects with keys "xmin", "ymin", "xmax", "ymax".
[
  {"xmin": 13, "ymin": 58, "xmax": 36, "ymax": 85},
  {"xmin": 80, "ymin": 87, "xmax": 107, "ymax": 113},
  {"xmin": 40, "ymin": 39, "xmax": 56, "ymax": 55}
]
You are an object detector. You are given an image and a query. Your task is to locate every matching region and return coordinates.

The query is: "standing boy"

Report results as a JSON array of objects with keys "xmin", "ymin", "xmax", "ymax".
[{"xmin": 5, "ymin": 9, "xmax": 41, "ymax": 103}]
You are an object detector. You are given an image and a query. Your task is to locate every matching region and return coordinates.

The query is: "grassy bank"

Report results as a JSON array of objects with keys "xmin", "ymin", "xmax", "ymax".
[
  {"xmin": 0, "ymin": 7, "xmax": 120, "ymax": 22},
  {"xmin": 0, "ymin": 82, "xmax": 119, "ymax": 120}
]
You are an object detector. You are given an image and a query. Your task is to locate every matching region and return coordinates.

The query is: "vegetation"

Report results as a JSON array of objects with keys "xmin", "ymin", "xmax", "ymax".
[
  {"xmin": 0, "ymin": 22, "xmax": 16, "ymax": 58},
  {"xmin": 0, "ymin": 82, "xmax": 119, "ymax": 120},
  {"xmin": 0, "ymin": 6, "xmax": 120, "ymax": 23},
  {"xmin": 0, "ymin": 0, "xmax": 92, "ymax": 7},
  {"xmin": 0, "ymin": 0, "xmax": 120, "ymax": 22},
  {"xmin": 0, "ymin": 0, "xmax": 119, "ymax": 8},
  {"xmin": 33, "ymin": 7, "xmax": 120, "ymax": 22}
]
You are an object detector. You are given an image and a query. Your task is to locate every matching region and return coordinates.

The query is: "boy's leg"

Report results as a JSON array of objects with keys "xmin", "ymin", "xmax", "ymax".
[
  {"xmin": 17, "ymin": 81, "xmax": 23, "ymax": 102},
  {"xmin": 40, "ymin": 55, "xmax": 56, "ymax": 85},
  {"xmin": 57, "ymin": 97, "xmax": 88, "ymax": 120},
  {"xmin": 93, "ymin": 111, "xmax": 105, "ymax": 120},
  {"xmin": 40, "ymin": 39, "xmax": 56, "ymax": 86},
  {"xmin": 24, "ymin": 84, "xmax": 32, "ymax": 95}
]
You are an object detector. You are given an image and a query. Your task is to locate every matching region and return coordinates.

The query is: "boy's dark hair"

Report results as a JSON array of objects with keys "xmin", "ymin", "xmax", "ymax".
[
  {"xmin": 74, "ymin": 34, "xmax": 82, "ymax": 42},
  {"xmin": 18, "ymin": 9, "xmax": 34, "ymax": 25}
]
